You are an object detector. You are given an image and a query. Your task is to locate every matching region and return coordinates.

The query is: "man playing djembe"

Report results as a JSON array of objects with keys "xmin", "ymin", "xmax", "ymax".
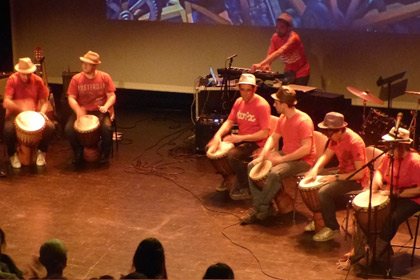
[
  {"xmin": 3, "ymin": 57, "xmax": 55, "ymax": 168},
  {"xmin": 65, "ymin": 51, "xmax": 116, "ymax": 164}
]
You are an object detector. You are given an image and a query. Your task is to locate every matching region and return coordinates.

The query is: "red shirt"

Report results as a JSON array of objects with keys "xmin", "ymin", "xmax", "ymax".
[
  {"xmin": 67, "ymin": 70, "xmax": 116, "ymax": 111},
  {"xmin": 379, "ymin": 152, "xmax": 420, "ymax": 205},
  {"xmin": 268, "ymin": 31, "xmax": 310, "ymax": 79},
  {"xmin": 328, "ymin": 128, "xmax": 367, "ymax": 183},
  {"xmin": 228, "ymin": 94, "xmax": 270, "ymax": 147},
  {"xmin": 4, "ymin": 72, "xmax": 49, "ymax": 116},
  {"xmin": 275, "ymin": 109, "xmax": 316, "ymax": 165}
]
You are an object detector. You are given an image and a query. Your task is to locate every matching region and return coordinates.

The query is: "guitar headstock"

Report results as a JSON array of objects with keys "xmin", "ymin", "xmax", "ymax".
[{"xmin": 34, "ymin": 46, "xmax": 44, "ymax": 63}]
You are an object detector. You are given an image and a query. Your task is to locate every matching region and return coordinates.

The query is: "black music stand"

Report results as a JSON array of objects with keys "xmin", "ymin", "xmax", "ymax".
[{"xmin": 377, "ymin": 72, "xmax": 406, "ymax": 112}]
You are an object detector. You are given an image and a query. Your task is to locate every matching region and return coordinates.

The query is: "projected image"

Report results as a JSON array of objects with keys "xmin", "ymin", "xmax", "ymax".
[{"xmin": 106, "ymin": 0, "xmax": 420, "ymax": 33}]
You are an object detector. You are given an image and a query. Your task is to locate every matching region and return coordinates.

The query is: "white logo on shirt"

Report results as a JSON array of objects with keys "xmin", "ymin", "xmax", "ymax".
[{"xmin": 237, "ymin": 111, "xmax": 256, "ymax": 122}]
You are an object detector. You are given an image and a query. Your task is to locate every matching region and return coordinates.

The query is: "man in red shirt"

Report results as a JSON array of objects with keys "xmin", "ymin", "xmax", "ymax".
[
  {"xmin": 251, "ymin": 13, "xmax": 310, "ymax": 85},
  {"xmin": 349, "ymin": 128, "xmax": 420, "ymax": 271},
  {"xmin": 207, "ymin": 73, "xmax": 270, "ymax": 200},
  {"xmin": 305, "ymin": 112, "xmax": 367, "ymax": 241},
  {"xmin": 240, "ymin": 85, "xmax": 316, "ymax": 224},
  {"xmin": 65, "ymin": 51, "xmax": 116, "ymax": 164},
  {"xmin": 3, "ymin": 57, "xmax": 55, "ymax": 168}
]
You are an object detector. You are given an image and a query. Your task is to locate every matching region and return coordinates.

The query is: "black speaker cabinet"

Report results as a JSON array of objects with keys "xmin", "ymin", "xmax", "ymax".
[{"xmin": 195, "ymin": 115, "xmax": 227, "ymax": 153}]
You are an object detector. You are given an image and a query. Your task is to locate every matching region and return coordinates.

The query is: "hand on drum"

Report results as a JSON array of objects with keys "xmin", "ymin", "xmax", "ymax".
[
  {"xmin": 76, "ymin": 107, "xmax": 87, "ymax": 119},
  {"xmin": 318, "ymin": 175, "xmax": 335, "ymax": 183},
  {"xmin": 206, "ymin": 135, "xmax": 221, "ymax": 150},
  {"xmin": 223, "ymin": 134, "xmax": 243, "ymax": 144},
  {"xmin": 265, "ymin": 151, "xmax": 283, "ymax": 165},
  {"xmin": 303, "ymin": 169, "xmax": 318, "ymax": 183}
]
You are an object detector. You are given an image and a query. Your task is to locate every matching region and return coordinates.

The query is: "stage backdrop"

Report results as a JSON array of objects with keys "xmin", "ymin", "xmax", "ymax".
[{"xmin": 9, "ymin": 0, "xmax": 420, "ymax": 109}]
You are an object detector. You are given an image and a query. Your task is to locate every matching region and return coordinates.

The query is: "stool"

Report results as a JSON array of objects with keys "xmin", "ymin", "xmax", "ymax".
[{"xmin": 392, "ymin": 211, "xmax": 420, "ymax": 266}]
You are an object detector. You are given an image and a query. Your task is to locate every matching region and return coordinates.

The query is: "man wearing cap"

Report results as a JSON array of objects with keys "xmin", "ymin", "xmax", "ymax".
[
  {"xmin": 65, "ymin": 51, "xmax": 116, "ymax": 164},
  {"xmin": 304, "ymin": 112, "xmax": 367, "ymax": 242},
  {"xmin": 349, "ymin": 128, "xmax": 420, "ymax": 270},
  {"xmin": 3, "ymin": 57, "xmax": 55, "ymax": 168},
  {"xmin": 207, "ymin": 73, "xmax": 270, "ymax": 200},
  {"xmin": 251, "ymin": 12, "xmax": 310, "ymax": 86},
  {"xmin": 240, "ymin": 85, "xmax": 316, "ymax": 224}
]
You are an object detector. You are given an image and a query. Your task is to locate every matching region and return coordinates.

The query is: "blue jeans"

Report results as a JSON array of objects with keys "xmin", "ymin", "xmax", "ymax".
[
  {"xmin": 319, "ymin": 178, "xmax": 363, "ymax": 230},
  {"xmin": 248, "ymin": 156, "xmax": 310, "ymax": 213}
]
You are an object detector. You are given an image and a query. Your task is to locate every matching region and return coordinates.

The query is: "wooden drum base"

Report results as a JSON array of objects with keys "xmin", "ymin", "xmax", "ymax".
[
  {"xmin": 313, "ymin": 212, "xmax": 326, "ymax": 233},
  {"xmin": 83, "ymin": 147, "xmax": 100, "ymax": 162},
  {"xmin": 17, "ymin": 144, "xmax": 38, "ymax": 166}
]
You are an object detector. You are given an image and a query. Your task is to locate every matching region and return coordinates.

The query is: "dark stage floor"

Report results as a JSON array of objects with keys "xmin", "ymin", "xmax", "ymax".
[{"xmin": 1, "ymin": 109, "xmax": 420, "ymax": 280}]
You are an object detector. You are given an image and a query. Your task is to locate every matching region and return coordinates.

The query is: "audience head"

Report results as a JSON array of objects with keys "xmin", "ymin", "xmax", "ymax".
[
  {"xmin": 203, "ymin": 263, "xmax": 234, "ymax": 279},
  {"xmin": 39, "ymin": 238, "xmax": 67, "ymax": 275},
  {"xmin": 132, "ymin": 238, "xmax": 166, "ymax": 279},
  {"xmin": 0, "ymin": 228, "xmax": 5, "ymax": 253}
]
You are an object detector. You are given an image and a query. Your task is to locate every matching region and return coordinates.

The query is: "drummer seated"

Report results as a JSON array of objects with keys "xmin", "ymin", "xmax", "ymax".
[
  {"xmin": 3, "ymin": 57, "xmax": 56, "ymax": 168},
  {"xmin": 350, "ymin": 128, "xmax": 420, "ymax": 269}
]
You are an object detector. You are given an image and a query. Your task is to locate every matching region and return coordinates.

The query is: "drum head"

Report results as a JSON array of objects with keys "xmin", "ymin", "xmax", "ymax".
[
  {"xmin": 74, "ymin": 115, "xmax": 100, "ymax": 131},
  {"xmin": 299, "ymin": 176, "xmax": 326, "ymax": 190},
  {"xmin": 353, "ymin": 191, "xmax": 389, "ymax": 210},
  {"xmin": 206, "ymin": 142, "xmax": 234, "ymax": 159},
  {"xmin": 15, "ymin": 111, "xmax": 45, "ymax": 131},
  {"xmin": 250, "ymin": 160, "xmax": 272, "ymax": 181}
]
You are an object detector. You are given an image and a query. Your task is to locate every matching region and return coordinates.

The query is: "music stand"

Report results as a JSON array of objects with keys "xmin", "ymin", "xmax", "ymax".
[{"xmin": 376, "ymin": 72, "xmax": 406, "ymax": 112}]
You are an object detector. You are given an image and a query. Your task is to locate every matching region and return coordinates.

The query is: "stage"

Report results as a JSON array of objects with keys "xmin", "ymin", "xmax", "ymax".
[{"xmin": 1, "ymin": 108, "xmax": 420, "ymax": 280}]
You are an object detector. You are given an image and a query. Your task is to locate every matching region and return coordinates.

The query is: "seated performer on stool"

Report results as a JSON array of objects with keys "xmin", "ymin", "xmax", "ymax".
[
  {"xmin": 240, "ymin": 85, "xmax": 316, "ymax": 224},
  {"xmin": 65, "ymin": 51, "xmax": 116, "ymax": 164},
  {"xmin": 207, "ymin": 73, "xmax": 270, "ymax": 200},
  {"xmin": 304, "ymin": 112, "xmax": 367, "ymax": 242},
  {"xmin": 349, "ymin": 128, "xmax": 420, "ymax": 271},
  {"xmin": 3, "ymin": 57, "xmax": 55, "ymax": 168},
  {"xmin": 251, "ymin": 13, "xmax": 310, "ymax": 86}
]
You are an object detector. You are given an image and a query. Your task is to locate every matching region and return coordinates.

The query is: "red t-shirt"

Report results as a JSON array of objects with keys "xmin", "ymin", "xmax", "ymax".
[
  {"xmin": 4, "ymin": 72, "xmax": 49, "ymax": 116},
  {"xmin": 268, "ymin": 31, "xmax": 310, "ymax": 79},
  {"xmin": 379, "ymin": 152, "xmax": 420, "ymax": 205},
  {"xmin": 67, "ymin": 70, "xmax": 116, "ymax": 111},
  {"xmin": 328, "ymin": 128, "xmax": 367, "ymax": 183},
  {"xmin": 228, "ymin": 94, "xmax": 270, "ymax": 147},
  {"xmin": 275, "ymin": 109, "xmax": 316, "ymax": 166}
]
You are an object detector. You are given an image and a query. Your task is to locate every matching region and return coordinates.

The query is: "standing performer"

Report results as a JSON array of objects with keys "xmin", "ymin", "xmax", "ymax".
[
  {"xmin": 349, "ymin": 128, "xmax": 420, "ymax": 272},
  {"xmin": 3, "ymin": 57, "xmax": 55, "ymax": 168},
  {"xmin": 251, "ymin": 13, "xmax": 310, "ymax": 85},
  {"xmin": 65, "ymin": 51, "xmax": 116, "ymax": 164},
  {"xmin": 304, "ymin": 112, "xmax": 367, "ymax": 241},
  {"xmin": 241, "ymin": 86, "xmax": 316, "ymax": 224},
  {"xmin": 207, "ymin": 73, "xmax": 270, "ymax": 200}
]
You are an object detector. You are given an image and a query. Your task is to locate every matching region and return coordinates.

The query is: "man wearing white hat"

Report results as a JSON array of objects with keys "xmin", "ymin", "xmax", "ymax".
[
  {"xmin": 349, "ymin": 128, "xmax": 420, "ymax": 270},
  {"xmin": 304, "ymin": 112, "xmax": 367, "ymax": 242},
  {"xmin": 65, "ymin": 51, "xmax": 116, "ymax": 164},
  {"xmin": 3, "ymin": 57, "xmax": 55, "ymax": 168},
  {"xmin": 251, "ymin": 12, "xmax": 310, "ymax": 86},
  {"xmin": 207, "ymin": 73, "xmax": 270, "ymax": 200}
]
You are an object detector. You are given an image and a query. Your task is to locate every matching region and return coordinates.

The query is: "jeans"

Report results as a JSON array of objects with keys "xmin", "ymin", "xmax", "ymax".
[
  {"xmin": 248, "ymin": 155, "xmax": 310, "ymax": 213},
  {"xmin": 319, "ymin": 178, "xmax": 363, "ymax": 230},
  {"xmin": 65, "ymin": 111, "xmax": 112, "ymax": 158},
  {"xmin": 3, "ymin": 114, "xmax": 55, "ymax": 156},
  {"xmin": 227, "ymin": 142, "xmax": 259, "ymax": 190}
]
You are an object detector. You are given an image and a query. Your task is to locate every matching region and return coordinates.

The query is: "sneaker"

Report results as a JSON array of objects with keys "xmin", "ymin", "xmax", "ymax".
[
  {"xmin": 215, "ymin": 180, "xmax": 228, "ymax": 192},
  {"xmin": 240, "ymin": 208, "xmax": 258, "ymax": 225},
  {"xmin": 230, "ymin": 187, "xmax": 251, "ymax": 200},
  {"xmin": 10, "ymin": 153, "xmax": 21, "ymax": 169},
  {"xmin": 313, "ymin": 227, "xmax": 340, "ymax": 242},
  {"xmin": 304, "ymin": 220, "xmax": 315, "ymax": 232},
  {"xmin": 36, "ymin": 150, "xmax": 46, "ymax": 166},
  {"xmin": 256, "ymin": 204, "xmax": 276, "ymax": 221}
]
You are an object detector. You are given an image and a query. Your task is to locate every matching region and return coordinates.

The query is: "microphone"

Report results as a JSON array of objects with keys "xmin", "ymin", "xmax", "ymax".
[
  {"xmin": 394, "ymin": 112, "xmax": 403, "ymax": 136},
  {"xmin": 226, "ymin": 53, "xmax": 237, "ymax": 60}
]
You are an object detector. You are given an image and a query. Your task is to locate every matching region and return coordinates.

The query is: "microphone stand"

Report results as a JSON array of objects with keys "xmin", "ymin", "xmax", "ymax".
[
  {"xmin": 345, "ymin": 145, "xmax": 392, "ymax": 278},
  {"xmin": 220, "ymin": 57, "xmax": 234, "ymax": 115}
]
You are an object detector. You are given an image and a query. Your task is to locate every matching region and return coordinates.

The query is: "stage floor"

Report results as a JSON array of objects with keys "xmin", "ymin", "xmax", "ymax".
[{"xmin": 1, "ymin": 109, "xmax": 420, "ymax": 280}]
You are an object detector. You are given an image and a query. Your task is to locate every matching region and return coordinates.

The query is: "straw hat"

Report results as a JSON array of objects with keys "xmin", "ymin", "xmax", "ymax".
[
  {"xmin": 14, "ymin": 57, "xmax": 36, "ymax": 74},
  {"xmin": 80, "ymin": 51, "xmax": 101, "ymax": 65}
]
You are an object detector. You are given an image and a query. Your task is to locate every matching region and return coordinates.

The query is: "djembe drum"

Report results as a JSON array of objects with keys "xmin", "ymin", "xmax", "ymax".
[
  {"xmin": 14, "ymin": 111, "xmax": 46, "ymax": 165},
  {"xmin": 74, "ymin": 115, "xmax": 101, "ymax": 162},
  {"xmin": 352, "ymin": 191, "xmax": 390, "ymax": 235},
  {"xmin": 298, "ymin": 176, "xmax": 329, "ymax": 232},
  {"xmin": 206, "ymin": 141, "xmax": 234, "ymax": 177}
]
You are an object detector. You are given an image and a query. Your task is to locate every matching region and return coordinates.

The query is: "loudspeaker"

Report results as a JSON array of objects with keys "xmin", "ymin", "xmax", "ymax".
[{"xmin": 195, "ymin": 115, "xmax": 227, "ymax": 153}]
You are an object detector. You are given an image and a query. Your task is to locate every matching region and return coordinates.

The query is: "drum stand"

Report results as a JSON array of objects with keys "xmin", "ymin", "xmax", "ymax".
[{"xmin": 346, "ymin": 146, "xmax": 393, "ymax": 278}]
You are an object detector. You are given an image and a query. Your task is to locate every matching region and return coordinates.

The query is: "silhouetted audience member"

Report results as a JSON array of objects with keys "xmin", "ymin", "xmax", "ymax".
[
  {"xmin": 90, "ymin": 275, "xmax": 115, "ymax": 280},
  {"xmin": 202, "ymin": 263, "xmax": 234, "ymax": 279},
  {"xmin": 38, "ymin": 239, "xmax": 67, "ymax": 279},
  {"xmin": 122, "ymin": 238, "xmax": 167, "ymax": 279},
  {"xmin": 0, "ymin": 228, "xmax": 23, "ymax": 279}
]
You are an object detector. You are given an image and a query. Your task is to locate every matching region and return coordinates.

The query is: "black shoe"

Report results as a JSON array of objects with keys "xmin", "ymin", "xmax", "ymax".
[{"xmin": 72, "ymin": 153, "xmax": 84, "ymax": 165}]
